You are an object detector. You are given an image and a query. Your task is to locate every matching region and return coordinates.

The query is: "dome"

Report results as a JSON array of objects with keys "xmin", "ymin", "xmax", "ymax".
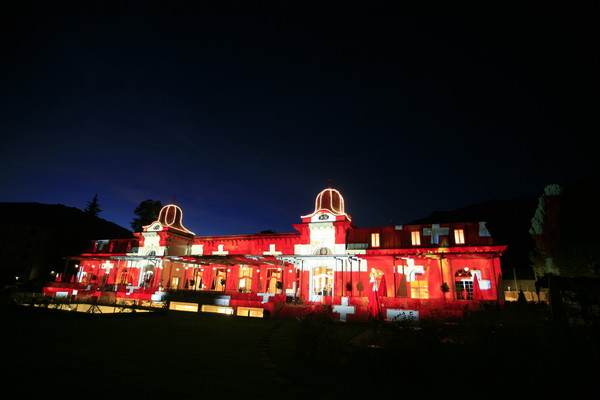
[
  {"xmin": 315, "ymin": 188, "xmax": 345, "ymax": 215},
  {"xmin": 302, "ymin": 187, "xmax": 350, "ymax": 219},
  {"xmin": 156, "ymin": 204, "xmax": 193, "ymax": 234}
]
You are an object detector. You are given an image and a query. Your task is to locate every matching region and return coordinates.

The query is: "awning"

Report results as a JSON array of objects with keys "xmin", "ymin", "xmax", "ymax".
[{"xmin": 161, "ymin": 254, "xmax": 289, "ymax": 267}]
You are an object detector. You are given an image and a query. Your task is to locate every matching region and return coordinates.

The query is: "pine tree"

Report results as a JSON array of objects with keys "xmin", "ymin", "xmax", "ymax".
[
  {"xmin": 131, "ymin": 199, "xmax": 163, "ymax": 231},
  {"xmin": 84, "ymin": 194, "xmax": 101, "ymax": 217}
]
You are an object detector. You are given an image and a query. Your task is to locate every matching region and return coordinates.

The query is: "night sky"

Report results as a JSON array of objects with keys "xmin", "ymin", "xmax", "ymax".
[{"xmin": 1, "ymin": 3, "xmax": 597, "ymax": 236}]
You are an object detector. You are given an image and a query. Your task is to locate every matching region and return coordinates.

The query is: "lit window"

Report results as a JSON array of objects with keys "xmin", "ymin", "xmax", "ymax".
[
  {"xmin": 371, "ymin": 233, "xmax": 380, "ymax": 247},
  {"xmin": 411, "ymin": 231, "xmax": 421, "ymax": 246},
  {"xmin": 410, "ymin": 280, "xmax": 429, "ymax": 299},
  {"xmin": 454, "ymin": 229, "xmax": 465, "ymax": 244},
  {"xmin": 455, "ymin": 280, "xmax": 473, "ymax": 300}
]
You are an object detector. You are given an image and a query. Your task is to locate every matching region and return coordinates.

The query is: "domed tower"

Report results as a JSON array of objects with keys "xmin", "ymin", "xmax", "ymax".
[
  {"xmin": 296, "ymin": 185, "xmax": 353, "ymax": 252},
  {"xmin": 294, "ymin": 186, "xmax": 354, "ymax": 302},
  {"xmin": 136, "ymin": 203, "xmax": 194, "ymax": 257},
  {"xmin": 156, "ymin": 204, "xmax": 193, "ymax": 234},
  {"xmin": 142, "ymin": 203, "xmax": 194, "ymax": 235}
]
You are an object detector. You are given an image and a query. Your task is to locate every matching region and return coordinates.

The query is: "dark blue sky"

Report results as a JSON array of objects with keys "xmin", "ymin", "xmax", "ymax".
[{"xmin": 1, "ymin": 3, "xmax": 597, "ymax": 236}]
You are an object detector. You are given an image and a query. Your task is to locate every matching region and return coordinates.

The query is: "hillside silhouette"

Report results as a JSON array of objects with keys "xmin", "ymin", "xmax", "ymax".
[
  {"xmin": 0, "ymin": 194, "xmax": 553, "ymax": 286},
  {"xmin": 0, "ymin": 202, "xmax": 132, "ymax": 287}
]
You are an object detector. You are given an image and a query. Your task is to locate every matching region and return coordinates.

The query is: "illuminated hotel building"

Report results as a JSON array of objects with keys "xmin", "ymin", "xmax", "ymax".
[{"xmin": 47, "ymin": 187, "xmax": 507, "ymax": 321}]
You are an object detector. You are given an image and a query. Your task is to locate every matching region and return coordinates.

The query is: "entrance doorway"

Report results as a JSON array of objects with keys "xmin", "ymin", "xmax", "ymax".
[
  {"xmin": 266, "ymin": 268, "xmax": 282, "ymax": 294},
  {"xmin": 311, "ymin": 266, "xmax": 333, "ymax": 302},
  {"xmin": 213, "ymin": 268, "xmax": 227, "ymax": 291},
  {"xmin": 455, "ymin": 269, "xmax": 473, "ymax": 299}
]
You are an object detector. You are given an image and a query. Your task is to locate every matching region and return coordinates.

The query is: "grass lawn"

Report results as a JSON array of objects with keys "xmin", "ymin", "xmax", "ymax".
[
  {"xmin": 1, "ymin": 303, "xmax": 598, "ymax": 399},
  {"xmin": 1, "ymin": 307, "xmax": 299, "ymax": 399}
]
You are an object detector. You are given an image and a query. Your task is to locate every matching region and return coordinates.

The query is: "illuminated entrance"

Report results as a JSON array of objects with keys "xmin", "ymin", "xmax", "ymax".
[
  {"xmin": 141, "ymin": 265, "xmax": 155, "ymax": 288},
  {"xmin": 311, "ymin": 266, "xmax": 333, "ymax": 302},
  {"xmin": 455, "ymin": 269, "xmax": 473, "ymax": 299},
  {"xmin": 266, "ymin": 268, "xmax": 282, "ymax": 294}
]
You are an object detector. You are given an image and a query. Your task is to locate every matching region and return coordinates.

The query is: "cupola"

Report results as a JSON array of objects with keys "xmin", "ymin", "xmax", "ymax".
[
  {"xmin": 144, "ymin": 204, "xmax": 194, "ymax": 235},
  {"xmin": 301, "ymin": 187, "xmax": 351, "ymax": 221}
]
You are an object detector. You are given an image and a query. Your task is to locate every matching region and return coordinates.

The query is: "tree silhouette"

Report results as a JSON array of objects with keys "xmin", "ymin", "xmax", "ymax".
[
  {"xmin": 553, "ymin": 179, "xmax": 600, "ymax": 278},
  {"xmin": 530, "ymin": 179, "xmax": 600, "ymax": 278},
  {"xmin": 84, "ymin": 194, "xmax": 101, "ymax": 217},
  {"xmin": 131, "ymin": 199, "xmax": 163, "ymax": 232}
]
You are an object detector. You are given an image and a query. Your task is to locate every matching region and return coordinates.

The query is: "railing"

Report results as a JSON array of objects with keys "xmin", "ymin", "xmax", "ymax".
[{"xmin": 10, "ymin": 292, "xmax": 168, "ymax": 314}]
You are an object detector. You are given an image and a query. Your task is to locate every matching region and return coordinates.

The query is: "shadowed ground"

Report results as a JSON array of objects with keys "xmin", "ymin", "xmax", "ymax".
[{"xmin": 1, "ymin": 302, "xmax": 597, "ymax": 399}]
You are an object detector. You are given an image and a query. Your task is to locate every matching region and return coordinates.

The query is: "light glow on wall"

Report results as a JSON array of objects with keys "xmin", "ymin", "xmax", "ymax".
[
  {"xmin": 201, "ymin": 305, "xmax": 234, "ymax": 315},
  {"xmin": 169, "ymin": 302, "xmax": 199, "ymax": 312},
  {"xmin": 236, "ymin": 307, "xmax": 264, "ymax": 318}
]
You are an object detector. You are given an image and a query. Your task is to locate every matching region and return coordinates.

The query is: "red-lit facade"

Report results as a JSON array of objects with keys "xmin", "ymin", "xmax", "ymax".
[{"xmin": 47, "ymin": 188, "xmax": 506, "ymax": 321}]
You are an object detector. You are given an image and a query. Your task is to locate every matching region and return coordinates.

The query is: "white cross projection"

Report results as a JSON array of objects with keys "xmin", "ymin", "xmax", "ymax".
[{"xmin": 423, "ymin": 224, "xmax": 449, "ymax": 244}]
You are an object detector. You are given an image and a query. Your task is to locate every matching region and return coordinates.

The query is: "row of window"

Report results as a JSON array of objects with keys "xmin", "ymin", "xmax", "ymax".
[
  {"xmin": 370, "ymin": 229, "xmax": 466, "ymax": 248},
  {"xmin": 95, "ymin": 229, "xmax": 467, "ymax": 254},
  {"xmin": 93, "ymin": 240, "xmax": 135, "ymax": 253}
]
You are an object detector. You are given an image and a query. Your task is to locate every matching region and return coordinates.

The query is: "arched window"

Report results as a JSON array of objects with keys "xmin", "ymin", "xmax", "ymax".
[
  {"xmin": 315, "ymin": 247, "xmax": 332, "ymax": 255},
  {"xmin": 455, "ymin": 269, "xmax": 473, "ymax": 299}
]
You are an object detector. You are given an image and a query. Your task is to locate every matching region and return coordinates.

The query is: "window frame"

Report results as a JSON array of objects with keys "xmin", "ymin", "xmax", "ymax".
[
  {"xmin": 454, "ymin": 228, "xmax": 466, "ymax": 245},
  {"xmin": 410, "ymin": 231, "xmax": 421, "ymax": 246},
  {"xmin": 371, "ymin": 233, "xmax": 380, "ymax": 248}
]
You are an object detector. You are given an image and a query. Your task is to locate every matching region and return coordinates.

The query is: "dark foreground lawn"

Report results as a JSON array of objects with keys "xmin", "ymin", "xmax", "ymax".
[{"xmin": 1, "ymin": 303, "xmax": 597, "ymax": 399}]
